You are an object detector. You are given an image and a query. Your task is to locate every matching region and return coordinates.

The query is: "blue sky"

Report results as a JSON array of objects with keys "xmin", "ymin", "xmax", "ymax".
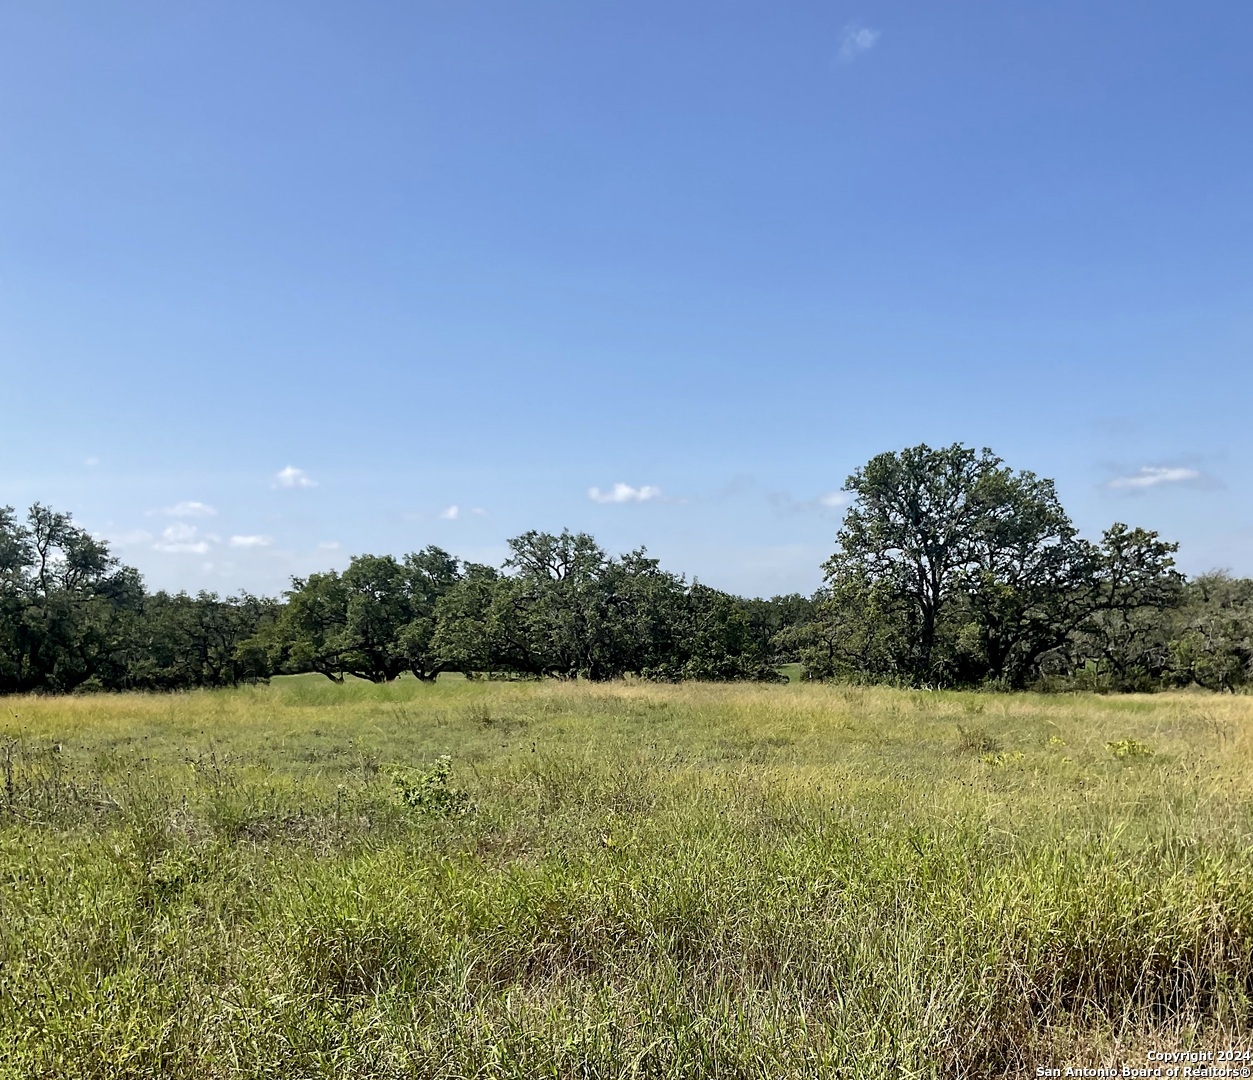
[{"xmin": 2, "ymin": 2, "xmax": 1250, "ymax": 598}]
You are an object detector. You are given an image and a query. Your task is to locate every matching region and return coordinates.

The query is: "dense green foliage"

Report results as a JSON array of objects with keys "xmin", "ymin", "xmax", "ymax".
[
  {"xmin": 261, "ymin": 531, "xmax": 792, "ymax": 685},
  {"xmin": 790, "ymin": 443, "xmax": 1251, "ymax": 691},
  {"xmin": 3, "ymin": 442, "xmax": 1249, "ymax": 694},
  {"xmin": 0, "ymin": 505, "xmax": 798, "ymax": 692},
  {"xmin": 0, "ymin": 504, "xmax": 278, "ymax": 694},
  {"xmin": 4, "ymin": 680, "xmax": 1253, "ymax": 1076}
]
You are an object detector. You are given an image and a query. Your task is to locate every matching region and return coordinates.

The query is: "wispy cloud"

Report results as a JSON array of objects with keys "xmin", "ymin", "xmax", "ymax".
[
  {"xmin": 838, "ymin": 23, "xmax": 880, "ymax": 64},
  {"xmin": 161, "ymin": 523, "xmax": 199, "ymax": 543},
  {"xmin": 229, "ymin": 535, "xmax": 273, "ymax": 549},
  {"xmin": 274, "ymin": 466, "xmax": 317, "ymax": 489},
  {"xmin": 439, "ymin": 505, "xmax": 460, "ymax": 520},
  {"xmin": 1107, "ymin": 466, "xmax": 1205, "ymax": 490},
  {"xmin": 768, "ymin": 490, "xmax": 852, "ymax": 515},
  {"xmin": 588, "ymin": 483, "xmax": 662, "ymax": 505},
  {"xmin": 105, "ymin": 528, "xmax": 153, "ymax": 547},
  {"xmin": 84, "ymin": 456, "xmax": 100, "ymax": 467},
  {"xmin": 317, "ymin": 540, "xmax": 341, "ymax": 551},
  {"xmin": 159, "ymin": 500, "xmax": 217, "ymax": 518},
  {"xmin": 154, "ymin": 522, "xmax": 215, "ymax": 555}
]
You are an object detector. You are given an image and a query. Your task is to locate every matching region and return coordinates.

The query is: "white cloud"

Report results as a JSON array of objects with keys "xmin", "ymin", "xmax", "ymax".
[
  {"xmin": 1108, "ymin": 466, "xmax": 1203, "ymax": 490},
  {"xmin": 154, "ymin": 523, "xmax": 213, "ymax": 554},
  {"xmin": 274, "ymin": 466, "xmax": 317, "ymax": 489},
  {"xmin": 471, "ymin": 507, "xmax": 488, "ymax": 517},
  {"xmin": 838, "ymin": 23, "xmax": 881, "ymax": 63},
  {"xmin": 84, "ymin": 456, "xmax": 100, "ymax": 467},
  {"xmin": 169, "ymin": 542, "xmax": 211, "ymax": 554},
  {"xmin": 106, "ymin": 528, "xmax": 153, "ymax": 546},
  {"xmin": 229, "ymin": 535, "xmax": 273, "ymax": 549},
  {"xmin": 161, "ymin": 500, "xmax": 217, "ymax": 518},
  {"xmin": 768, "ymin": 489, "xmax": 852, "ymax": 515},
  {"xmin": 588, "ymin": 483, "xmax": 662, "ymax": 505},
  {"xmin": 439, "ymin": 504, "xmax": 460, "ymax": 520},
  {"xmin": 317, "ymin": 540, "xmax": 341, "ymax": 551}
]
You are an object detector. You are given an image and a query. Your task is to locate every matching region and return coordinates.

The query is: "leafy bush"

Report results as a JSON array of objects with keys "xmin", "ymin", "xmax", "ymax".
[
  {"xmin": 1106, "ymin": 738, "xmax": 1153, "ymax": 759},
  {"xmin": 980, "ymin": 750, "xmax": 1025, "ymax": 766},
  {"xmin": 956, "ymin": 725, "xmax": 1000, "ymax": 755},
  {"xmin": 391, "ymin": 755, "xmax": 473, "ymax": 816}
]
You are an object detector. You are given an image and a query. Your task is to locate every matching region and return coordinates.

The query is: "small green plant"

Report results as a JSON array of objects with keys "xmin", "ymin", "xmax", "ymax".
[
  {"xmin": 1106, "ymin": 738, "xmax": 1154, "ymax": 760},
  {"xmin": 464, "ymin": 701, "xmax": 494, "ymax": 726},
  {"xmin": 392, "ymin": 756, "xmax": 473, "ymax": 816},
  {"xmin": 980, "ymin": 750, "xmax": 1025, "ymax": 766},
  {"xmin": 956, "ymin": 725, "xmax": 1000, "ymax": 755}
]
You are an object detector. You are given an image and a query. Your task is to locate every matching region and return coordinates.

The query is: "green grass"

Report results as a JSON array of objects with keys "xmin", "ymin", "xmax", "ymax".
[{"xmin": 3, "ymin": 678, "xmax": 1253, "ymax": 1077}]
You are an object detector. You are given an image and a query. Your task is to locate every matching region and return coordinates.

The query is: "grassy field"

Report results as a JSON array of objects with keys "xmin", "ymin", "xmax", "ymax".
[{"xmin": 3, "ymin": 678, "xmax": 1253, "ymax": 1077}]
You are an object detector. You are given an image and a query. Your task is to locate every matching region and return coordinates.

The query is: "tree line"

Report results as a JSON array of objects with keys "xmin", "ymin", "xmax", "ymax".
[
  {"xmin": 257, "ymin": 530, "xmax": 801, "ymax": 685},
  {"xmin": 2, "ymin": 443, "xmax": 1250, "ymax": 694},
  {"xmin": 0, "ymin": 507, "xmax": 803, "ymax": 692},
  {"xmin": 0, "ymin": 504, "xmax": 276, "ymax": 693}
]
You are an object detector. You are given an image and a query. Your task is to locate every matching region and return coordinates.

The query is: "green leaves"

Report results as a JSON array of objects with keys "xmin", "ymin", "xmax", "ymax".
[
  {"xmin": 0, "ymin": 503, "xmax": 151, "ymax": 693},
  {"xmin": 391, "ymin": 756, "xmax": 473, "ymax": 816},
  {"xmin": 259, "ymin": 547, "xmax": 466, "ymax": 684},
  {"xmin": 428, "ymin": 531, "xmax": 779, "ymax": 682},
  {"xmin": 1106, "ymin": 738, "xmax": 1154, "ymax": 760},
  {"xmin": 823, "ymin": 444, "xmax": 1085, "ymax": 685},
  {"xmin": 818, "ymin": 443, "xmax": 1189, "ymax": 689},
  {"xmin": 1168, "ymin": 572, "xmax": 1253, "ymax": 691}
]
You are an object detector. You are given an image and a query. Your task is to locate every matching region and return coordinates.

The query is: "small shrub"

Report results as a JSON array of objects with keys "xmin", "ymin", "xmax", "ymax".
[
  {"xmin": 464, "ymin": 701, "xmax": 493, "ymax": 726},
  {"xmin": 980, "ymin": 750, "xmax": 1025, "ymax": 767},
  {"xmin": 392, "ymin": 756, "xmax": 473, "ymax": 816},
  {"xmin": 1106, "ymin": 738, "xmax": 1154, "ymax": 760},
  {"xmin": 957, "ymin": 725, "xmax": 1000, "ymax": 755}
]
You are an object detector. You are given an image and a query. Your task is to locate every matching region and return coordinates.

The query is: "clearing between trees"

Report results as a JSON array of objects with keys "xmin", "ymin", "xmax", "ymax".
[{"xmin": 3, "ymin": 677, "xmax": 1253, "ymax": 1077}]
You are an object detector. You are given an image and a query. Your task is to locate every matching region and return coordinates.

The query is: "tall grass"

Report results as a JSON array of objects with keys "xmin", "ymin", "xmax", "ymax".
[{"xmin": 2, "ymin": 678, "xmax": 1253, "ymax": 1077}]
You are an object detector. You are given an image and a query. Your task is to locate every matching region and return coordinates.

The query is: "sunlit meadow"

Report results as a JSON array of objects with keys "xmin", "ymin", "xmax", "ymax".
[{"xmin": 3, "ymin": 678, "xmax": 1253, "ymax": 1077}]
